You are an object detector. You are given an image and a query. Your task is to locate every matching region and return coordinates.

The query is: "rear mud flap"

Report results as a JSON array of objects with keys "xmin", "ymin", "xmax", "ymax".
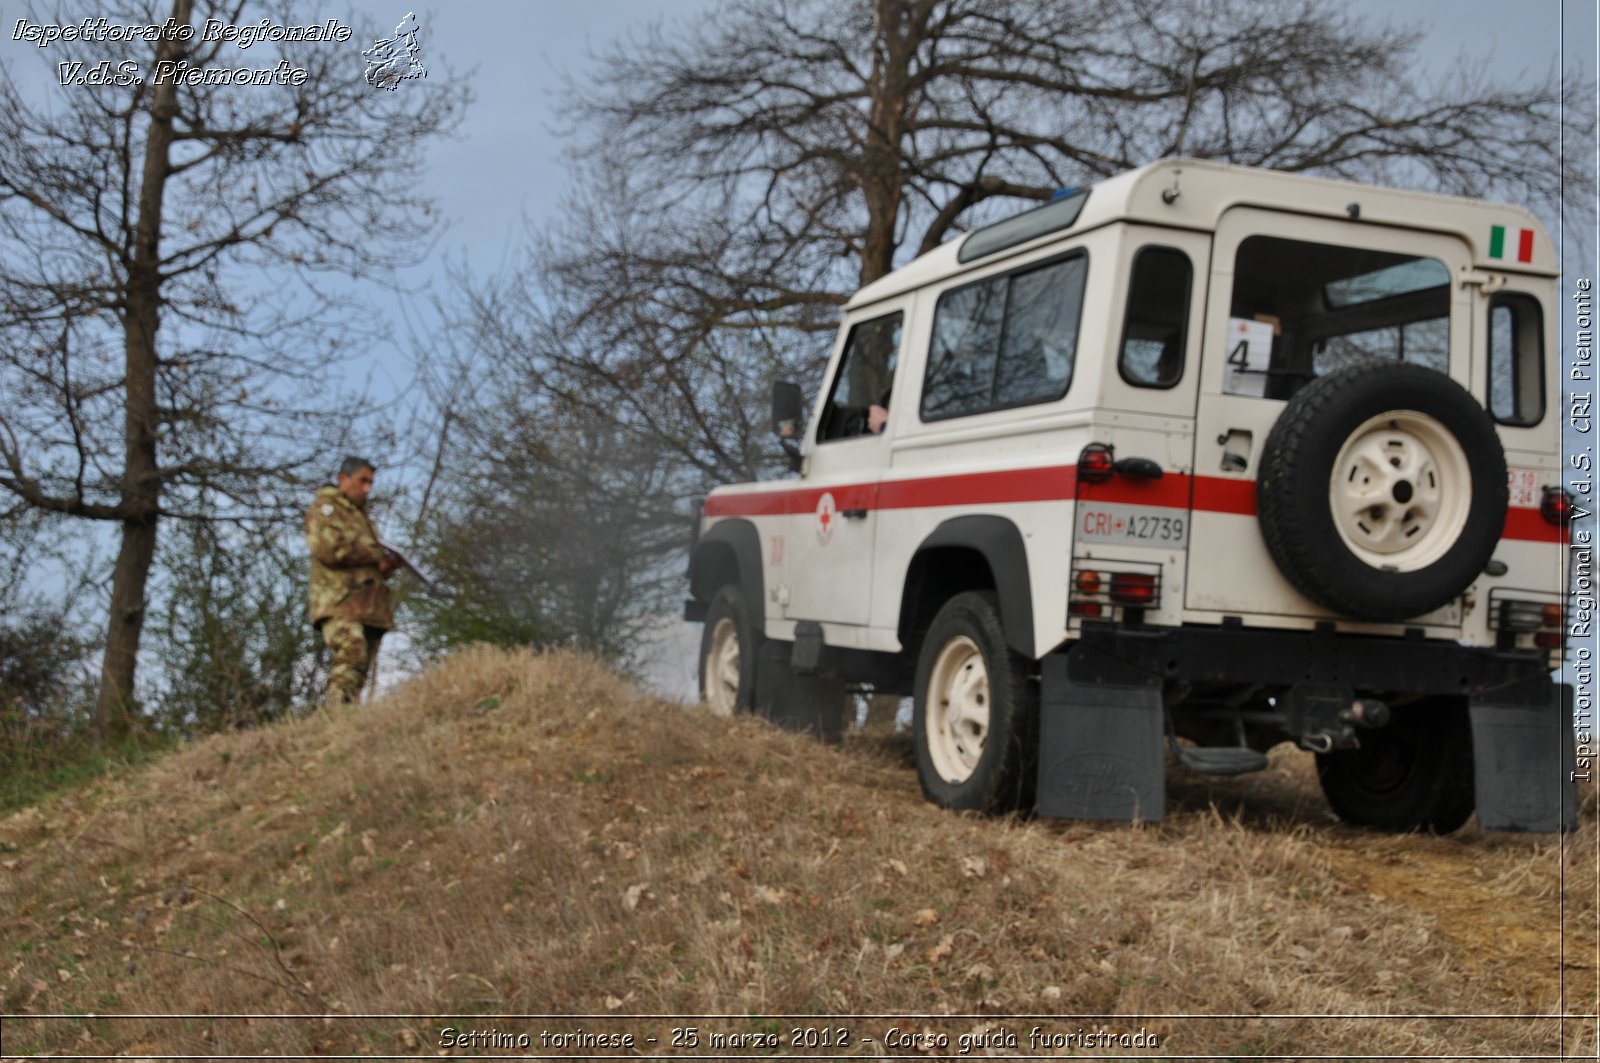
[
  {"xmin": 1469, "ymin": 684, "xmax": 1576, "ymax": 833},
  {"xmin": 1035, "ymin": 653, "xmax": 1165, "ymax": 822},
  {"xmin": 755, "ymin": 642, "xmax": 847, "ymax": 744}
]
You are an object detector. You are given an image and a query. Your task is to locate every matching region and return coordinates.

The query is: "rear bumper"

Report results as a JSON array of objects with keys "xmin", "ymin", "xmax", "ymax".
[{"xmin": 1068, "ymin": 619, "xmax": 1555, "ymax": 701}]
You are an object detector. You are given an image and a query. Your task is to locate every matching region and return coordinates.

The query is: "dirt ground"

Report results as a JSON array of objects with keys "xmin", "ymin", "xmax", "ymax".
[{"xmin": 2, "ymin": 647, "xmax": 1595, "ymax": 1058}]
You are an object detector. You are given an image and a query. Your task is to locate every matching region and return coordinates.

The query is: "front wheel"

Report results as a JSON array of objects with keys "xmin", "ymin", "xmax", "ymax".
[
  {"xmin": 1315, "ymin": 698, "xmax": 1475, "ymax": 833},
  {"xmin": 913, "ymin": 591, "xmax": 1038, "ymax": 814},
  {"xmin": 699, "ymin": 586, "xmax": 758, "ymax": 716}
]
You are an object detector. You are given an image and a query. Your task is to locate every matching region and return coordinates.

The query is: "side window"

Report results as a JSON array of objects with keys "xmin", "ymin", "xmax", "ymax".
[
  {"xmin": 922, "ymin": 277, "xmax": 1004, "ymax": 420},
  {"xmin": 1489, "ymin": 292, "xmax": 1545, "ymax": 426},
  {"xmin": 817, "ymin": 311, "xmax": 902, "ymax": 442},
  {"xmin": 921, "ymin": 254, "xmax": 1085, "ymax": 421},
  {"xmin": 1226, "ymin": 236, "xmax": 1450, "ymax": 400},
  {"xmin": 1119, "ymin": 246, "xmax": 1192, "ymax": 388}
]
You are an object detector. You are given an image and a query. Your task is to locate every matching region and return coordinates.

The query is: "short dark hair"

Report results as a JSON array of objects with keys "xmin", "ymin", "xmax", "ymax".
[{"xmin": 338, "ymin": 456, "xmax": 375, "ymax": 478}]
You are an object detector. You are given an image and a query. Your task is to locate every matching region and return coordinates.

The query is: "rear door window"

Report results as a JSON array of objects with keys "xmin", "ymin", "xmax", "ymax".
[{"xmin": 1225, "ymin": 236, "xmax": 1450, "ymax": 400}]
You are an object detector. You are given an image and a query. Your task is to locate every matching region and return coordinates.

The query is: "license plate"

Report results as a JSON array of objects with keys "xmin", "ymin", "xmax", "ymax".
[{"xmin": 1076, "ymin": 502, "xmax": 1188, "ymax": 548}]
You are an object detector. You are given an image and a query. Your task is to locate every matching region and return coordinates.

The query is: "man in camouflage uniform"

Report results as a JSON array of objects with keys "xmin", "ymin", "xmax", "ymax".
[{"xmin": 305, "ymin": 457, "xmax": 398, "ymax": 705}]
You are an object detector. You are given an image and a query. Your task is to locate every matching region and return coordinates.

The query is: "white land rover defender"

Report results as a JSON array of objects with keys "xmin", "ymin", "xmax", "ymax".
[{"xmin": 687, "ymin": 158, "xmax": 1576, "ymax": 833}]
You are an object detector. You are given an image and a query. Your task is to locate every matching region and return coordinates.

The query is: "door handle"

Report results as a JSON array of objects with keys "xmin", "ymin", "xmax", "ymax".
[
  {"xmin": 1218, "ymin": 428, "xmax": 1254, "ymax": 472},
  {"xmin": 841, "ymin": 508, "xmax": 869, "ymax": 520}
]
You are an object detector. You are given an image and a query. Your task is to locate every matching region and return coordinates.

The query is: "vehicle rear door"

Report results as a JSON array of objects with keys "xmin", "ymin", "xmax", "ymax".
[{"xmin": 1186, "ymin": 208, "xmax": 1477, "ymax": 622}]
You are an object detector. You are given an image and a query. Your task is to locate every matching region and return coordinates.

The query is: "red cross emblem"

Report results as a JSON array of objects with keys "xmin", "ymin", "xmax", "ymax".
[{"xmin": 816, "ymin": 492, "xmax": 836, "ymax": 545}]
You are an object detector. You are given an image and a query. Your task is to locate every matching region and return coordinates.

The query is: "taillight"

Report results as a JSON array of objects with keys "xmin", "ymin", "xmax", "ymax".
[
  {"xmin": 1498, "ymin": 600, "xmax": 1547, "ymax": 631},
  {"xmin": 1491, "ymin": 592, "xmax": 1565, "ymax": 660},
  {"xmin": 1078, "ymin": 443, "xmax": 1114, "ymax": 484},
  {"xmin": 1070, "ymin": 568, "xmax": 1104, "ymax": 618},
  {"xmin": 1541, "ymin": 486, "xmax": 1574, "ymax": 525},
  {"xmin": 1070, "ymin": 562, "xmax": 1161, "ymax": 624},
  {"xmin": 1111, "ymin": 572, "xmax": 1158, "ymax": 606}
]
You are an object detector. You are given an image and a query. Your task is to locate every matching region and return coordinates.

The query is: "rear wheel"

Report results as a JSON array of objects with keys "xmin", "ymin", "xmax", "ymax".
[
  {"xmin": 1315, "ymin": 698, "xmax": 1475, "ymax": 833},
  {"xmin": 699, "ymin": 586, "xmax": 757, "ymax": 716},
  {"xmin": 913, "ymin": 591, "xmax": 1037, "ymax": 814}
]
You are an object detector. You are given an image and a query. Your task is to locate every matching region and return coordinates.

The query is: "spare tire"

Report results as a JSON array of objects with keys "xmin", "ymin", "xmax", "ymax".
[{"xmin": 1256, "ymin": 362, "xmax": 1507, "ymax": 621}]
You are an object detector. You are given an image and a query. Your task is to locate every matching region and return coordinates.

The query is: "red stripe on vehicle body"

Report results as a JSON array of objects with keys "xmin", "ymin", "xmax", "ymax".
[
  {"xmin": 1502, "ymin": 505, "xmax": 1564, "ymax": 543},
  {"xmin": 705, "ymin": 467, "xmax": 1558, "ymax": 543},
  {"xmin": 876, "ymin": 464, "xmax": 1078, "ymax": 508},
  {"xmin": 1190, "ymin": 476, "xmax": 1257, "ymax": 516}
]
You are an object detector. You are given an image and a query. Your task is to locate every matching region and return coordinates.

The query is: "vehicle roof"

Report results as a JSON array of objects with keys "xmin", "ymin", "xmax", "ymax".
[{"xmin": 846, "ymin": 157, "xmax": 1556, "ymax": 311}]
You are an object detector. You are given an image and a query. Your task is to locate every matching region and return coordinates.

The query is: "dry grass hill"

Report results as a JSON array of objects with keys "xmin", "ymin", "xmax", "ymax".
[{"xmin": 1, "ymin": 646, "xmax": 1595, "ymax": 1059}]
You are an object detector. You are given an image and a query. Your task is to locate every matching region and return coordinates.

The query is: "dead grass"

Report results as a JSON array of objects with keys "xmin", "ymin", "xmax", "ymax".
[{"xmin": 0, "ymin": 644, "xmax": 1594, "ymax": 1058}]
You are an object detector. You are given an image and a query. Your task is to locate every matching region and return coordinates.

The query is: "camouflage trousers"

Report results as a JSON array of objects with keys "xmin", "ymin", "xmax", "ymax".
[{"xmin": 319, "ymin": 618, "xmax": 385, "ymax": 705}]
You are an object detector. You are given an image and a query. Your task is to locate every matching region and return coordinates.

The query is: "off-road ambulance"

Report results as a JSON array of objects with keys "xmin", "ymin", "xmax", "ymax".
[{"xmin": 687, "ymin": 158, "xmax": 1576, "ymax": 833}]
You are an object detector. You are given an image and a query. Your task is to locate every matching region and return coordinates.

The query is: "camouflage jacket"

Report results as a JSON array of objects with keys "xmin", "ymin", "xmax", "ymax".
[{"xmin": 304, "ymin": 485, "xmax": 394, "ymax": 629}]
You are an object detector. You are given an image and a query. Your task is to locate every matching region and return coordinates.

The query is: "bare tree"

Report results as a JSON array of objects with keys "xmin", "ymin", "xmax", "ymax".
[
  {"xmin": 0, "ymin": 1, "xmax": 467, "ymax": 736},
  {"xmin": 405, "ymin": 278, "xmax": 703, "ymax": 663},
  {"xmin": 146, "ymin": 516, "xmax": 328, "ymax": 734},
  {"xmin": 574, "ymin": 0, "xmax": 1588, "ymax": 289}
]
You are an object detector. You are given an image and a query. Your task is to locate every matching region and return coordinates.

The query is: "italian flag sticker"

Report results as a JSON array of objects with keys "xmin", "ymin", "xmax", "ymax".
[{"xmin": 1489, "ymin": 224, "xmax": 1534, "ymax": 263}]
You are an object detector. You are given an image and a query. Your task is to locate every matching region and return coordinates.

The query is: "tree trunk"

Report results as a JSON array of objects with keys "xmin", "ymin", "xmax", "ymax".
[
  {"xmin": 97, "ymin": 521, "xmax": 158, "ymax": 739},
  {"xmin": 858, "ymin": 0, "xmax": 918, "ymax": 287},
  {"xmin": 93, "ymin": 0, "xmax": 190, "ymax": 738}
]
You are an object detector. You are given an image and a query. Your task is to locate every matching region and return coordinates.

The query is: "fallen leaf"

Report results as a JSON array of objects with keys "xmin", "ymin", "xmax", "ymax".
[
  {"xmin": 926, "ymin": 934, "xmax": 954, "ymax": 963},
  {"xmin": 914, "ymin": 908, "xmax": 939, "ymax": 927}
]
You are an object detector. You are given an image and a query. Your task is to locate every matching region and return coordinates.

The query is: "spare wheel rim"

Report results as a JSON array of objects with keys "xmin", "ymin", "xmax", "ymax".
[
  {"xmin": 1328, "ymin": 409, "xmax": 1473, "ymax": 573},
  {"xmin": 704, "ymin": 616, "xmax": 740, "ymax": 716},
  {"xmin": 926, "ymin": 634, "xmax": 990, "ymax": 784}
]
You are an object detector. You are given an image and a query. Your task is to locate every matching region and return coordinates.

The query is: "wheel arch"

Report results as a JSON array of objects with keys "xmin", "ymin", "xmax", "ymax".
[
  {"xmin": 688, "ymin": 519, "xmax": 766, "ymax": 636},
  {"xmin": 899, "ymin": 515, "xmax": 1035, "ymax": 658}
]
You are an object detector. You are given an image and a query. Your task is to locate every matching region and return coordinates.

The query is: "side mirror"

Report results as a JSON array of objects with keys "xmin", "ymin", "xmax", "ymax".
[
  {"xmin": 771, "ymin": 380, "xmax": 804, "ymax": 438},
  {"xmin": 771, "ymin": 380, "xmax": 805, "ymax": 474}
]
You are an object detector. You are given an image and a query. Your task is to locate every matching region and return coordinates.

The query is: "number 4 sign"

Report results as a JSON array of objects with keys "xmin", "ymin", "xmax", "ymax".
[{"xmin": 1224, "ymin": 317, "xmax": 1275, "ymax": 397}]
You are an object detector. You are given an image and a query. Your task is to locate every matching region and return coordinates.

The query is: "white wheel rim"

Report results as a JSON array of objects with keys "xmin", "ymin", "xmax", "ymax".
[
  {"xmin": 925, "ymin": 634, "xmax": 989, "ymax": 784},
  {"xmin": 703, "ymin": 616, "xmax": 740, "ymax": 717},
  {"xmin": 1328, "ymin": 410, "xmax": 1472, "ymax": 572}
]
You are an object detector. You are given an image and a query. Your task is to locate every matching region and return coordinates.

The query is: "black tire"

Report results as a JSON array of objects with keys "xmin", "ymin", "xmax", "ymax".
[
  {"xmin": 912, "ymin": 591, "xmax": 1038, "ymax": 814},
  {"xmin": 1257, "ymin": 362, "xmax": 1507, "ymax": 621},
  {"xmin": 699, "ymin": 585, "xmax": 759, "ymax": 716},
  {"xmin": 1316, "ymin": 698, "xmax": 1475, "ymax": 833}
]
